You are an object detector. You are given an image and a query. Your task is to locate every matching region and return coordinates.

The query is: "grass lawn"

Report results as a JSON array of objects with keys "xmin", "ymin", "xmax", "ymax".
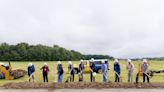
[{"xmin": 0, "ymin": 60, "xmax": 164, "ymax": 86}]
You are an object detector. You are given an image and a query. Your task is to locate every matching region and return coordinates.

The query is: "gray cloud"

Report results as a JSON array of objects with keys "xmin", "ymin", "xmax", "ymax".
[{"xmin": 0, "ymin": 0, "xmax": 164, "ymax": 58}]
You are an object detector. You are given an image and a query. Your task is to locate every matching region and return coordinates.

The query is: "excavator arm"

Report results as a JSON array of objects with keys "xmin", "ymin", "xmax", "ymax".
[{"xmin": 149, "ymin": 70, "xmax": 164, "ymax": 77}]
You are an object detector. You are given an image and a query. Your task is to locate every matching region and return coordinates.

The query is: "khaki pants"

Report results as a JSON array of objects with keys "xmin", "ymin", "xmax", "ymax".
[{"xmin": 128, "ymin": 71, "xmax": 133, "ymax": 83}]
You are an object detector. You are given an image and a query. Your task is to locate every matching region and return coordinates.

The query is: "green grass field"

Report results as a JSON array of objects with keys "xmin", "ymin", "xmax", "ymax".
[{"xmin": 0, "ymin": 60, "xmax": 164, "ymax": 86}]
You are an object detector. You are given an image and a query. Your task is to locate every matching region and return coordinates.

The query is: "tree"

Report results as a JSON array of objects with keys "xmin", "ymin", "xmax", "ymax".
[{"xmin": 0, "ymin": 42, "xmax": 114, "ymax": 61}]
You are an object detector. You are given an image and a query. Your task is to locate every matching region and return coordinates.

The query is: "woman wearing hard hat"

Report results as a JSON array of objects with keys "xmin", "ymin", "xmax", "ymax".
[{"xmin": 40, "ymin": 62, "xmax": 49, "ymax": 82}]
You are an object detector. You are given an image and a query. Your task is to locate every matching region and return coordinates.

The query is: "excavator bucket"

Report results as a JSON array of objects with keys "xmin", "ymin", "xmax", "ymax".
[
  {"xmin": 8, "ymin": 61, "xmax": 27, "ymax": 79},
  {"xmin": 10, "ymin": 69, "xmax": 27, "ymax": 79}
]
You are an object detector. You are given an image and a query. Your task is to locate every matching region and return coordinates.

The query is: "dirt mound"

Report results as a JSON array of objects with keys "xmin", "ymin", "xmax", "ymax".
[
  {"xmin": 3, "ymin": 82, "xmax": 164, "ymax": 89},
  {"xmin": 10, "ymin": 69, "xmax": 27, "ymax": 79}
]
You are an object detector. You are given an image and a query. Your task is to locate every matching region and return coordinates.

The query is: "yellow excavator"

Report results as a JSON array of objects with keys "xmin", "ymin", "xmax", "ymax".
[{"xmin": 0, "ymin": 61, "xmax": 26, "ymax": 80}]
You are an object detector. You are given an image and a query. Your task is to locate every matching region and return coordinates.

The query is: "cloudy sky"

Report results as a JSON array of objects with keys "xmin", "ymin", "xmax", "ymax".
[{"xmin": 0, "ymin": 0, "xmax": 164, "ymax": 58}]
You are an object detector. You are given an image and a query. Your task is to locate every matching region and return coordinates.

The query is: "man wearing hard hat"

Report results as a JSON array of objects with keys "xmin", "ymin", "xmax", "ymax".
[
  {"xmin": 90, "ymin": 58, "xmax": 96, "ymax": 82},
  {"xmin": 114, "ymin": 59, "xmax": 121, "ymax": 82},
  {"xmin": 68, "ymin": 61, "xmax": 75, "ymax": 82},
  {"xmin": 126, "ymin": 59, "xmax": 134, "ymax": 83},
  {"xmin": 57, "ymin": 61, "xmax": 64, "ymax": 83},
  {"xmin": 28, "ymin": 62, "xmax": 35, "ymax": 82},
  {"xmin": 101, "ymin": 60, "xmax": 108, "ymax": 83},
  {"xmin": 79, "ymin": 59, "xmax": 84, "ymax": 81},
  {"xmin": 141, "ymin": 59, "xmax": 150, "ymax": 83}
]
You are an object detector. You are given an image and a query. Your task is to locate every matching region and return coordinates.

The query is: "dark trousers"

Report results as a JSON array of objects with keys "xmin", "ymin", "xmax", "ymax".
[
  {"xmin": 90, "ymin": 72, "xmax": 93, "ymax": 82},
  {"xmin": 115, "ymin": 72, "xmax": 120, "ymax": 82},
  {"xmin": 70, "ymin": 73, "xmax": 74, "ymax": 82},
  {"xmin": 43, "ymin": 73, "xmax": 48, "ymax": 82},
  {"xmin": 143, "ymin": 73, "xmax": 149, "ymax": 83},
  {"xmin": 90, "ymin": 72, "xmax": 95, "ymax": 82}
]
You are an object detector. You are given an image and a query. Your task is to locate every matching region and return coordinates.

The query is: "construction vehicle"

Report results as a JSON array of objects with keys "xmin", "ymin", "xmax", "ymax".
[
  {"xmin": 136, "ymin": 63, "xmax": 164, "ymax": 83},
  {"xmin": 81, "ymin": 60, "xmax": 90, "ymax": 73},
  {"xmin": 90, "ymin": 59, "xmax": 109, "ymax": 73},
  {"xmin": 73, "ymin": 60, "xmax": 90, "ymax": 74},
  {"xmin": 73, "ymin": 59, "xmax": 109, "ymax": 74},
  {"xmin": 0, "ymin": 61, "xmax": 26, "ymax": 80}
]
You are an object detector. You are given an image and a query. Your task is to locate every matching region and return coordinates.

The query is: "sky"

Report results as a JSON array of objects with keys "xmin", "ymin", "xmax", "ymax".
[{"xmin": 0, "ymin": 0, "xmax": 164, "ymax": 58}]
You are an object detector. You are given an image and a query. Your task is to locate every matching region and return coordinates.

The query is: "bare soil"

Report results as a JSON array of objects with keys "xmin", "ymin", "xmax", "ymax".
[{"xmin": 2, "ymin": 82, "xmax": 164, "ymax": 89}]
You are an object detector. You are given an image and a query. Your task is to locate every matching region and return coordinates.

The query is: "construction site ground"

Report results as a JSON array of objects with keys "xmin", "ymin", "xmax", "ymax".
[{"xmin": 1, "ymin": 82, "xmax": 164, "ymax": 89}]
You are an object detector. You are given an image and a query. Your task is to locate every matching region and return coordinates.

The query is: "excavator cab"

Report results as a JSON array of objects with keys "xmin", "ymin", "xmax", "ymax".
[
  {"xmin": 0, "ymin": 63, "xmax": 14, "ymax": 80},
  {"xmin": 2, "ymin": 64, "xmax": 10, "ymax": 70},
  {"xmin": 0, "ymin": 62, "xmax": 26, "ymax": 80}
]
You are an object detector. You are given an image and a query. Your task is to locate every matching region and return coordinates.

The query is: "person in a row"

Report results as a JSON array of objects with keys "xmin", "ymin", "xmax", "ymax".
[
  {"xmin": 101, "ymin": 60, "xmax": 108, "ymax": 83},
  {"xmin": 27, "ymin": 62, "xmax": 35, "ymax": 82},
  {"xmin": 28, "ymin": 59, "xmax": 150, "ymax": 83},
  {"xmin": 68, "ymin": 61, "xmax": 75, "ymax": 82},
  {"xmin": 90, "ymin": 58, "xmax": 96, "ymax": 82},
  {"xmin": 40, "ymin": 63, "xmax": 49, "ymax": 82},
  {"xmin": 126, "ymin": 59, "xmax": 134, "ymax": 83},
  {"xmin": 79, "ymin": 60, "xmax": 85, "ymax": 81},
  {"xmin": 142, "ymin": 59, "xmax": 150, "ymax": 83},
  {"xmin": 114, "ymin": 59, "xmax": 121, "ymax": 82},
  {"xmin": 57, "ymin": 61, "xmax": 64, "ymax": 83}
]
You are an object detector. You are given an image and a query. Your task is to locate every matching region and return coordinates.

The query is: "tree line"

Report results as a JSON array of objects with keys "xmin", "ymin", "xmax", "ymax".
[{"xmin": 0, "ymin": 43, "xmax": 114, "ymax": 61}]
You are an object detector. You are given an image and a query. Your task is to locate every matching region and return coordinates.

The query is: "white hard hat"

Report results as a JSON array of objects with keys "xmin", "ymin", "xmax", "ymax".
[
  {"xmin": 102, "ymin": 60, "xmax": 105, "ymax": 63},
  {"xmin": 68, "ymin": 61, "xmax": 72, "ymax": 64},
  {"xmin": 93, "ymin": 72, "xmax": 97, "ymax": 77},
  {"xmin": 57, "ymin": 61, "xmax": 61, "ymax": 64},
  {"xmin": 28, "ymin": 62, "xmax": 32, "ymax": 66},
  {"xmin": 80, "ymin": 59, "xmax": 83, "ymax": 62},
  {"xmin": 90, "ymin": 58, "xmax": 94, "ymax": 62},
  {"xmin": 114, "ymin": 59, "xmax": 119, "ymax": 62},
  {"xmin": 127, "ymin": 59, "xmax": 131, "ymax": 62},
  {"xmin": 143, "ymin": 59, "xmax": 147, "ymax": 63},
  {"xmin": 44, "ymin": 62, "xmax": 47, "ymax": 66}
]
